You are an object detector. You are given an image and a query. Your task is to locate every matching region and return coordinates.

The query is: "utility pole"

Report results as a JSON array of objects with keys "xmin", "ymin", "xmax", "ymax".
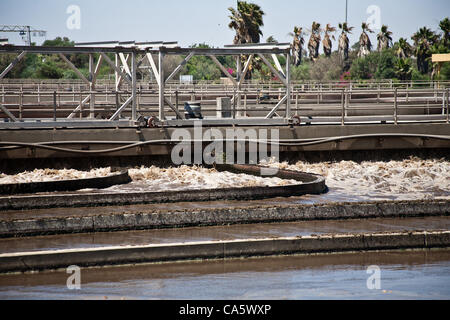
[
  {"xmin": 345, "ymin": 0, "xmax": 348, "ymax": 24},
  {"xmin": 0, "ymin": 25, "xmax": 47, "ymax": 45}
]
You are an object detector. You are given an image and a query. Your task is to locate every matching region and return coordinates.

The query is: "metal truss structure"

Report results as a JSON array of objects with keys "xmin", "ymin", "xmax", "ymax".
[
  {"xmin": 0, "ymin": 42, "xmax": 292, "ymax": 128},
  {"xmin": 0, "ymin": 25, "xmax": 47, "ymax": 46}
]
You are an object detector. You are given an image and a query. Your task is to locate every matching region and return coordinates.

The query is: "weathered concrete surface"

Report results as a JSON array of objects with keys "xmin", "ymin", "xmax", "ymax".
[
  {"xmin": 0, "ymin": 200, "xmax": 448, "ymax": 238},
  {"xmin": 0, "ymin": 230, "xmax": 448, "ymax": 273},
  {"xmin": 0, "ymin": 123, "xmax": 449, "ymax": 161}
]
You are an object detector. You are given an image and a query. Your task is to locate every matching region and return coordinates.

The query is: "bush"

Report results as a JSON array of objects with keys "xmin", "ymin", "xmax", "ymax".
[
  {"xmin": 350, "ymin": 49, "xmax": 398, "ymax": 80},
  {"xmin": 435, "ymin": 62, "xmax": 450, "ymax": 80},
  {"xmin": 411, "ymin": 67, "xmax": 430, "ymax": 81},
  {"xmin": 309, "ymin": 53, "xmax": 342, "ymax": 81},
  {"xmin": 291, "ymin": 63, "xmax": 310, "ymax": 81},
  {"xmin": 36, "ymin": 59, "xmax": 64, "ymax": 79},
  {"xmin": 375, "ymin": 49, "xmax": 397, "ymax": 79}
]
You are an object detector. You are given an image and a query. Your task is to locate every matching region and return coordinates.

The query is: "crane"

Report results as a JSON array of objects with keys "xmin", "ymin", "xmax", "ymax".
[{"xmin": 0, "ymin": 25, "xmax": 47, "ymax": 46}]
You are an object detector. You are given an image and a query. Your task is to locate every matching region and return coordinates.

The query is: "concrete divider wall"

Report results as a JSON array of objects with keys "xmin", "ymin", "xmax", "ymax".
[
  {"xmin": 0, "ymin": 200, "xmax": 449, "ymax": 238},
  {"xmin": 0, "ymin": 231, "xmax": 449, "ymax": 273}
]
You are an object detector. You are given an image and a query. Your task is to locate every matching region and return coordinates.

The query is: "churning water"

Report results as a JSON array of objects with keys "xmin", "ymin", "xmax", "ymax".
[
  {"xmin": 0, "ymin": 167, "xmax": 113, "ymax": 184},
  {"xmin": 0, "ymin": 157, "xmax": 449, "ymax": 200},
  {"xmin": 262, "ymin": 157, "xmax": 450, "ymax": 201}
]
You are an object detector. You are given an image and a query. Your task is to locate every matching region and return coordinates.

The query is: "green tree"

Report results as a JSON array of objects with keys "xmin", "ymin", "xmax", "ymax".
[
  {"xmin": 338, "ymin": 22, "xmax": 354, "ymax": 69},
  {"xmin": 375, "ymin": 48, "xmax": 397, "ymax": 78},
  {"xmin": 394, "ymin": 38, "xmax": 413, "ymax": 58},
  {"xmin": 395, "ymin": 58, "xmax": 413, "ymax": 80},
  {"xmin": 439, "ymin": 17, "xmax": 450, "ymax": 47},
  {"xmin": 322, "ymin": 24, "xmax": 336, "ymax": 57},
  {"xmin": 290, "ymin": 63, "xmax": 310, "ymax": 81},
  {"xmin": 309, "ymin": 53, "xmax": 343, "ymax": 81},
  {"xmin": 307, "ymin": 22, "xmax": 321, "ymax": 61},
  {"xmin": 228, "ymin": 1, "xmax": 265, "ymax": 79},
  {"xmin": 184, "ymin": 43, "xmax": 226, "ymax": 80},
  {"xmin": 228, "ymin": 1, "xmax": 265, "ymax": 44},
  {"xmin": 412, "ymin": 27, "xmax": 439, "ymax": 74},
  {"xmin": 289, "ymin": 26, "xmax": 305, "ymax": 67},
  {"xmin": 42, "ymin": 37, "xmax": 74, "ymax": 47},
  {"xmin": 266, "ymin": 36, "xmax": 277, "ymax": 43},
  {"xmin": 350, "ymin": 49, "xmax": 397, "ymax": 80},
  {"xmin": 377, "ymin": 25, "xmax": 393, "ymax": 51},
  {"xmin": 358, "ymin": 22, "xmax": 374, "ymax": 58}
]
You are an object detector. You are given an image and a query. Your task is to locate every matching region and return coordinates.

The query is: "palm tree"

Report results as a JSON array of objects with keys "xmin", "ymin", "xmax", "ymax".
[
  {"xmin": 395, "ymin": 58, "xmax": 413, "ymax": 81},
  {"xmin": 322, "ymin": 24, "xmax": 336, "ymax": 57},
  {"xmin": 377, "ymin": 25, "xmax": 393, "ymax": 51},
  {"xmin": 439, "ymin": 17, "xmax": 450, "ymax": 47},
  {"xmin": 412, "ymin": 27, "xmax": 439, "ymax": 74},
  {"xmin": 266, "ymin": 36, "xmax": 277, "ymax": 43},
  {"xmin": 290, "ymin": 26, "xmax": 305, "ymax": 66},
  {"xmin": 394, "ymin": 38, "xmax": 413, "ymax": 58},
  {"xmin": 338, "ymin": 22, "xmax": 354, "ymax": 63},
  {"xmin": 228, "ymin": 1, "xmax": 265, "ymax": 44},
  {"xmin": 228, "ymin": 1, "xmax": 265, "ymax": 79},
  {"xmin": 358, "ymin": 22, "xmax": 374, "ymax": 58},
  {"xmin": 308, "ymin": 22, "xmax": 322, "ymax": 62}
]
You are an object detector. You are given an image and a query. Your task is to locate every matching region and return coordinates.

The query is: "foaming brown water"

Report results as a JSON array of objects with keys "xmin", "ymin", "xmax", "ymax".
[
  {"xmin": 1, "ymin": 158, "xmax": 448, "ymax": 200},
  {"xmin": 262, "ymin": 157, "xmax": 450, "ymax": 200}
]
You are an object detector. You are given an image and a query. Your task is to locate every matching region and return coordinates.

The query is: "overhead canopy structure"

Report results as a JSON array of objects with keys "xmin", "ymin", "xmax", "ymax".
[{"xmin": 0, "ymin": 42, "xmax": 292, "ymax": 127}]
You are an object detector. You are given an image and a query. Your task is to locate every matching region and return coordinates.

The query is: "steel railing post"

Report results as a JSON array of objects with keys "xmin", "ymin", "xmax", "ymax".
[
  {"xmin": 394, "ymin": 88, "xmax": 398, "ymax": 125},
  {"xmin": 341, "ymin": 89, "xmax": 345, "ymax": 126}
]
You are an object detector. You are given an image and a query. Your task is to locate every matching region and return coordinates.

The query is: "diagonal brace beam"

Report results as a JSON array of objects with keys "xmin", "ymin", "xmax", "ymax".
[
  {"xmin": 146, "ymin": 53, "xmax": 160, "ymax": 86},
  {"xmin": 209, "ymin": 55, "xmax": 237, "ymax": 86},
  {"xmin": 0, "ymin": 103, "xmax": 18, "ymax": 122},
  {"xmin": 91, "ymin": 54, "xmax": 104, "ymax": 85},
  {"xmin": 0, "ymin": 51, "xmax": 27, "ymax": 80},
  {"xmin": 265, "ymin": 94, "xmax": 288, "ymax": 119},
  {"xmin": 165, "ymin": 52, "xmax": 194, "ymax": 84},
  {"xmin": 118, "ymin": 53, "xmax": 131, "ymax": 77},
  {"xmin": 100, "ymin": 53, "xmax": 132, "ymax": 85},
  {"xmin": 59, "ymin": 53, "xmax": 90, "ymax": 85},
  {"xmin": 67, "ymin": 95, "xmax": 90, "ymax": 119},
  {"xmin": 109, "ymin": 96, "xmax": 133, "ymax": 121},
  {"xmin": 271, "ymin": 54, "xmax": 286, "ymax": 78},
  {"xmin": 164, "ymin": 97, "xmax": 184, "ymax": 119},
  {"xmin": 257, "ymin": 54, "xmax": 287, "ymax": 86},
  {"xmin": 238, "ymin": 54, "xmax": 254, "ymax": 87}
]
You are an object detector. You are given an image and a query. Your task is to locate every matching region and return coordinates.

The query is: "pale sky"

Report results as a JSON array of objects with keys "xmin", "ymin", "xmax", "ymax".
[{"xmin": 0, "ymin": 0, "xmax": 449, "ymax": 52}]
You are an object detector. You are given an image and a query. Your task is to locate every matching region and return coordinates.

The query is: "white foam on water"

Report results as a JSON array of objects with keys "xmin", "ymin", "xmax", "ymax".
[
  {"xmin": 115, "ymin": 165, "xmax": 297, "ymax": 192},
  {"xmin": 260, "ymin": 157, "xmax": 450, "ymax": 201},
  {"xmin": 0, "ymin": 166, "xmax": 297, "ymax": 192},
  {"xmin": 0, "ymin": 168, "xmax": 112, "ymax": 184},
  {"xmin": 1, "ymin": 158, "xmax": 448, "ymax": 200}
]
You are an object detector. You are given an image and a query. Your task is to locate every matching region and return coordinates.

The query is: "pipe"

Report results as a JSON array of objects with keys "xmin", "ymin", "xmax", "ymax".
[{"xmin": 0, "ymin": 133, "xmax": 449, "ymax": 154}]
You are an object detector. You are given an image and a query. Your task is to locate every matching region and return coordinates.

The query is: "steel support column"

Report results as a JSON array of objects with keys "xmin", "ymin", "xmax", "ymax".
[
  {"xmin": 236, "ymin": 55, "xmax": 242, "ymax": 118},
  {"xmin": 89, "ymin": 54, "xmax": 95, "ymax": 118},
  {"xmin": 131, "ymin": 51, "xmax": 137, "ymax": 121},
  {"xmin": 158, "ymin": 51, "xmax": 165, "ymax": 120},
  {"xmin": 286, "ymin": 52, "xmax": 291, "ymax": 119}
]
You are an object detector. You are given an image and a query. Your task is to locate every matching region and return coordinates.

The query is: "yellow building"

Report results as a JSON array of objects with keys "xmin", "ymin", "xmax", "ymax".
[{"xmin": 432, "ymin": 53, "xmax": 450, "ymax": 77}]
